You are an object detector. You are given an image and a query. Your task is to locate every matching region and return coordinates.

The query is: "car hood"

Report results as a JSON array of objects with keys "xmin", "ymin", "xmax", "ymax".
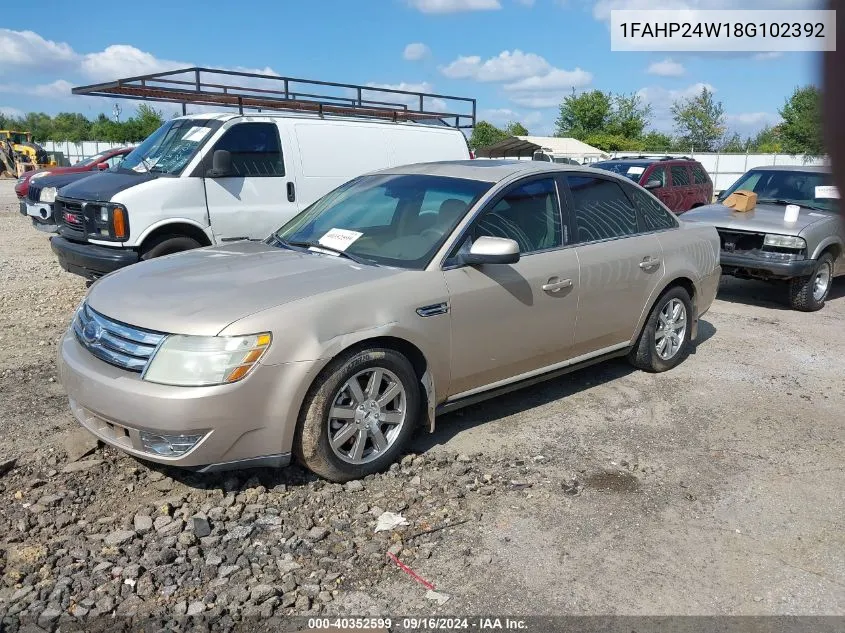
[
  {"xmin": 683, "ymin": 202, "xmax": 834, "ymax": 235},
  {"xmin": 58, "ymin": 170, "xmax": 156, "ymax": 202},
  {"xmin": 86, "ymin": 241, "xmax": 403, "ymax": 336},
  {"xmin": 37, "ymin": 171, "xmax": 102, "ymax": 189}
]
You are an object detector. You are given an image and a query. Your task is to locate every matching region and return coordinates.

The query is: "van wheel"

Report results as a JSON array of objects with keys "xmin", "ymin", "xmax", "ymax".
[
  {"xmin": 789, "ymin": 253, "xmax": 833, "ymax": 312},
  {"xmin": 628, "ymin": 286, "xmax": 693, "ymax": 373},
  {"xmin": 295, "ymin": 348, "xmax": 420, "ymax": 482},
  {"xmin": 140, "ymin": 235, "xmax": 201, "ymax": 260}
]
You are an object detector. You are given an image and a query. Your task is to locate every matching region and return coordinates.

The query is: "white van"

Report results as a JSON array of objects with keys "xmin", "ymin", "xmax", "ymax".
[{"xmin": 49, "ymin": 112, "xmax": 472, "ymax": 280}]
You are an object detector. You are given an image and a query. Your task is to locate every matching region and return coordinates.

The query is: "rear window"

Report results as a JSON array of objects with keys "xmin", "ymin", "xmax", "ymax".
[
  {"xmin": 692, "ymin": 164, "xmax": 709, "ymax": 185},
  {"xmin": 592, "ymin": 161, "xmax": 652, "ymax": 182},
  {"xmin": 671, "ymin": 166, "xmax": 691, "ymax": 186}
]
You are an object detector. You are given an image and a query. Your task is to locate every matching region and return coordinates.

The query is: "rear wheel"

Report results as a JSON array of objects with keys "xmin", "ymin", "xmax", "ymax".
[
  {"xmin": 140, "ymin": 235, "xmax": 201, "ymax": 260},
  {"xmin": 788, "ymin": 253, "xmax": 833, "ymax": 312},
  {"xmin": 628, "ymin": 286, "xmax": 693, "ymax": 373},
  {"xmin": 295, "ymin": 348, "xmax": 420, "ymax": 482}
]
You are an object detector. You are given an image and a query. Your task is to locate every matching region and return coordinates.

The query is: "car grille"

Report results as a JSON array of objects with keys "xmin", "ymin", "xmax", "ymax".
[
  {"xmin": 73, "ymin": 302, "xmax": 166, "ymax": 373},
  {"xmin": 27, "ymin": 185, "xmax": 41, "ymax": 203},
  {"xmin": 59, "ymin": 198, "xmax": 85, "ymax": 228},
  {"xmin": 716, "ymin": 229, "xmax": 764, "ymax": 254}
]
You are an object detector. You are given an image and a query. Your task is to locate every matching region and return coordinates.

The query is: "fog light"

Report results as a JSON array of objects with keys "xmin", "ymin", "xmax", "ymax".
[{"xmin": 140, "ymin": 431, "xmax": 204, "ymax": 457}]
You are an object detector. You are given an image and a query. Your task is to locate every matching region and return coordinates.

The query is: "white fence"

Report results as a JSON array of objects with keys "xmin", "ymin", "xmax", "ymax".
[
  {"xmin": 610, "ymin": 152, "xmax": 829, "ymax": 193},
  {"xmin": 41, "ymin": 141, "xmax": 129, "ymax": 166}
]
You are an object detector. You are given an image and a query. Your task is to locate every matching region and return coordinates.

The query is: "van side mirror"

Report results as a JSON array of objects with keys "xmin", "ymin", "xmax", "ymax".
[
  {"xmin": 208, "ymin": 150, "xmax": 234, "ymax": 178},
  {"xmin": 462, "ymin": 236, "xmax": 520, "ymax": 265},
  {"xmin": 644, "ymin": 179, "xmax": 662, "ymax": 190}
]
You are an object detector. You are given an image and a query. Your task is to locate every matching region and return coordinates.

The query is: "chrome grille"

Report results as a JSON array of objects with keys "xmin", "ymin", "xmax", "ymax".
[
  {"xmin": 73, "ymin": 303, "xmax": 166, "ymax": 372},
  {"xmin": 27, "ymin": 185, "xmax": 41, "ymax": 203}
]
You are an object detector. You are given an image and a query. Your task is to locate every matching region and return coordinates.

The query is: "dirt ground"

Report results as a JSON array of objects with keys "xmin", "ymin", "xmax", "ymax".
[{"xmin": 0, "ymin": 178, "xmax": 843, "ymax": 623}]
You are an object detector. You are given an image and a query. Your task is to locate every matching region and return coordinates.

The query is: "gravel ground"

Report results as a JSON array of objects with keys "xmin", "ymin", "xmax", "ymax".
[{"xmin": 0, "ymin": 179, "xmax": 843, "ymax": 631}]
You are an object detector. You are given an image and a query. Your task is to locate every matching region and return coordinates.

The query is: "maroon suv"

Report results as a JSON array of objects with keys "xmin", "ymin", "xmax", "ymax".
[
  {"xmin": 592, "ymin": 156, "xmax": 713, "ymax": 214},
  {"xmin": 15, "ymin": 146, "xmax": 133, "ymax": 204}
]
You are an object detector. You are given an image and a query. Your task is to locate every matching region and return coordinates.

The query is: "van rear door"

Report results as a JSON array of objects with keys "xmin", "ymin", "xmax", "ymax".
[{"xmin": 203, "ymin": 121, "xmax": 297, "ymax": 241}]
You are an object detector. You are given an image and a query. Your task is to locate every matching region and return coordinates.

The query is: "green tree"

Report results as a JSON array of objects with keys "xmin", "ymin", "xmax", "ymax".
[
  {"xmin": 747, "ymin": 125, "xmax": 782, "ymax": 153},
  {"xmin": 504, "ymin": 121, "xmax": 529, "ymax": 136},
  {"xmin": 640, "ymin": 131, "xmax": 674, "ymax": 152},
  {"xmin": 779, "ymin": 86, "xmax": 823, "ymax": 156},
  {"xmin": 132, "ymin": 104, "xmax": 164, "ymax": 139},
  {"xmin": 670, "ymin": 86, "xmax": 726, "ymax": 152},
  {"xmin": 469, "ymin": 120, "xmax": 509, "ymax": 150},
  {"xmin": 720, "ymin": 132, "xmax": 747, "ymax": 153},
  {"xmin": 584, "ymin": 133, "xmax": 643, "ymax": 152},
  {"xmin": 607, "ymin": 93, "xmax": 652, "ymax": 139},
  {"xmin": 555, "ymin": 90, "xmax": 612, "ymax": 139},
  {"xmin": 51, "ymin": 112, "xmax": 92, "ymax": 143}
]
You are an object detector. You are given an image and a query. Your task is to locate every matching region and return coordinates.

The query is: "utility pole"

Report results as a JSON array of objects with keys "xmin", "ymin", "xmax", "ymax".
[{"xmin": 112, "ymin": 103, "xmax": 122, "ymax": 123}]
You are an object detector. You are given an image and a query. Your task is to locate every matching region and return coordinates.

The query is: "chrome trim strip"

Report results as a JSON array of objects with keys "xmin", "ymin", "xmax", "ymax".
[{"xmin": 445, "ymin": 341, "xmax": 631, "ymax": 402}]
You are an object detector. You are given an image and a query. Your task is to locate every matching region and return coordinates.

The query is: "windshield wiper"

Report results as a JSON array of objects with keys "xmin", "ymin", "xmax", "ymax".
[
  {"xmin": 275, "ymin": 238, "xmax": 377, "ymax": 266},
  {"xmin": 758, "ymin": 199, "xmax": 829, "ymax": 212}
]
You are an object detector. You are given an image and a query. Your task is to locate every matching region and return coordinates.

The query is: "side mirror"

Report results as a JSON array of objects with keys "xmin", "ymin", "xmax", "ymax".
[
  {"xmin": 644, "ymin": 179, "xmax": 662, "ymax": 190},
  {"xmin": 96, "ymin": 162, "xmax": 109, "ymax": 170},
  {"xmin": 208, "ymin": 150, "xmax": 234, "ymax": 178},
  {"xmin": 462, "ymin": 236, "xmax": 520, "ymax": 266}
]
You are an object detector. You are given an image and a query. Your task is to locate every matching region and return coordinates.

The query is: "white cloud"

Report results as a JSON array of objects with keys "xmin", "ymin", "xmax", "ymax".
[
  {"xmin": 403, "ymin": 43, "xmax": 431, "ymax": 61},
  {"xmin": 441, "ymin": 50, "xmax": 552, "ymax": 82},
  {"xmin": 503, "ymin": 67, "xmax": 593, "ymax": 91},
  {"xmin": 637, "ymin": 82, "xmax": 716, "ymax": 131},
  {"xmin": 592, "ymin": 0, "xmax": 821, "ymax": 20},
  {"xmin": 726, "ymin": 111, "xmax": 779, "ymax": 126},
  {"xmin": 363, "ymin": 81, "xmax": 448, "ymax": 111},
  {"xmin": 480, "ymin": 107, "xmax": 543, "ymax": 128},
  {"xmin": 515, "ymin": 0, "xmax": 535, "ymax": 5},
  {"xmin": 753, "ymin": 52, "xmax": 783, "ymax": 61},
  {"xmin": 647, "ymin": 58, "xmax": 685, "ymax": 77},
  {"xmin": 0, "ymin": 79, "xmax": 74, "ymax": 99},
  {"xmin": 81, "ymin": 45, "xmax": 189, "ymax": 82},
  {"xmin": 0, "ymin": 106, "xmax": 24, "ymax": 118},
  {"xmin": 0, "ymin": 29, "xmax": 78, "ymax": 74},
  {"xmin": 407, "ymin": 0, "xmax": 501, "ymax": 13}
]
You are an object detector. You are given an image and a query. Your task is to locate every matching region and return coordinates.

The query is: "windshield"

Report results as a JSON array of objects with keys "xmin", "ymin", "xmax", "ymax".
[
  {"xmin": 272, "ymin": 174, "xmax": 492, "ymax": 269},
  {"xmin": 120, "ymin": 119, "xmax": 218, "ymax": 175},
  {"xmin": 75, "ymin": 151, "xmax": 110, "ymax": 168},
  {"xmin": 592, "ymin": 161, "xmax": 652, "ymax": 182},
  {"xmin": 718, "ymin": 169, "xmax": 839, "ymax": 212}
]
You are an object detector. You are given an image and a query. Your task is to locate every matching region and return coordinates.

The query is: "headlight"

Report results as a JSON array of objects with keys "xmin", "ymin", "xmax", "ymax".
[
  {"xmin": 39, "ymin": 187, "xmax": 57, "ymax": 203},
  {"xmin": 764, "ymin": 234, "xmax": 805, "ymax": 249},
  {"xmin": 143, "ymin": 333, "xmax": 272, "ymax": 386}
]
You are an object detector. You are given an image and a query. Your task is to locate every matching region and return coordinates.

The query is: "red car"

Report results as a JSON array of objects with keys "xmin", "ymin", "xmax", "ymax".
[
  {"xmin": 591, "ymin": 156, "xmax": 714, "ymax": 214},
  {"xmin": 15, "ymin": 146, "xmax": 133, "ymax": 202}
]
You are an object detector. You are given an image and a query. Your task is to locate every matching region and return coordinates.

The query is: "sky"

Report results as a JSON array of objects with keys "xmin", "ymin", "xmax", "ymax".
[{"xmin": 0, "ymin": 0, "xmax": 823, "ymax": 139}]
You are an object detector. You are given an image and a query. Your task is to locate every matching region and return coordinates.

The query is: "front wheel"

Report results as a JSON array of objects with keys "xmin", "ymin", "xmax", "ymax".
[
  {"xmin": 295, "ymin": 348, "xmax": 420, "ymax": 482},
  {"xmin": 628, "ymin": 286, "xmax": 693, "ymax": 373},
  {"xmin": 140, "ymin": 235, "xmax": 201, "ymax": 260},
  {"xmin": 789, "ymin": 253, "xmax": 833, "ymax": 312}
]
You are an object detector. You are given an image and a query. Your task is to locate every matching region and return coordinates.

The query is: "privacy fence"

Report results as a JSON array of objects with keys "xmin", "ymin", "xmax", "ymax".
[{"xmin": 41, "ymin": 141, "xmax": 130, "ymax": 166}]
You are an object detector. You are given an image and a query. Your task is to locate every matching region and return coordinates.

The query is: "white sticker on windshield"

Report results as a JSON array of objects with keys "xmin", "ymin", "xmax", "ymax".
[
  {"xmin": 318, "ymin": 228, "xmax": 363, "ymax": 252},
  {"xmin": 183, "ymin": 126, "xmax": 211, "ymax": 143},
  {"xmin": 815, "ymin": 185, "xmax": 839, "ymax": 199},
  {"xmin": 627, "ymin": 166, "xmax": 645, "ymax": 175}
]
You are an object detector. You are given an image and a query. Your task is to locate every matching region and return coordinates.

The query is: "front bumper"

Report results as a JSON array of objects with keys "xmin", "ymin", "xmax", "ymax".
[
  {"xmin": 58, "ymin": 330, "xmax": 320, "ymax": 470},
  {"xmin": 720, "ymin": 252, "xmax": 816, "ymax": 278},
  {"xmin": 50, "ymin": 236, "xmax": 139, "ymax": 280},
  {"xmin": 18, "ymin": 199, "xmax": 26, "ymax": 216}
]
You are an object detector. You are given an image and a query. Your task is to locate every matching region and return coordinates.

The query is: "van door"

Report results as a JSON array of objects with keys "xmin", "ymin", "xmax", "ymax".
[{"xmin": 203, "ymin": 121, "xmax": 296, "ymax": 242}]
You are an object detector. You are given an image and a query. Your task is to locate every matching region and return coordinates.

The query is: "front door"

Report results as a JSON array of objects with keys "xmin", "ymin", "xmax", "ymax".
[
  {"xmin": 204, "ymin": 121, "xmax": 295, "ymax": 242},
  {"xmin": 443, "ymin": 176, "xmax": 580, "ymax": 397},
  {"xmin": 561, "ymin": 173, "xmax": 666, "ymax": 357}
]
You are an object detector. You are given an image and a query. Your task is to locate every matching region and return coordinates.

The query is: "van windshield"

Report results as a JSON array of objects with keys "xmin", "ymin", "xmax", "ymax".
[
  {"xmin": 120, "ymin": 119, "xmax": 219, "ymax": 175},
  {"xmin": 271, "ymin": 173, "xmax": 492, "ymax": 269}
]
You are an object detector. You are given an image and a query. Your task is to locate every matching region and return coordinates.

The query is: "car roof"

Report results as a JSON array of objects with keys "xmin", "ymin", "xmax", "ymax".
[
  {"xmin": 596, "ymin": 157, "xmax": 698, "ymax": 164},
  {"xmin": 376, "ymin": 159, "xmax": 620, "ymax": 183},
  {"xmin": 748, "ymin": 164, "xmax": 830, "ymax": 173}
]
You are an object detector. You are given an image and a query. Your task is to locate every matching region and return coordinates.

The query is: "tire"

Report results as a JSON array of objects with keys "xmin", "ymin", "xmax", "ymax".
[
  {"xmin": 788, "ymin": 253, "xmax": 834, "ymax": 312},
  {"xmin": 295, "ymin": 348, "xmax": 421, "ymax": 482},
  {"xmin": 140, "ymin": 235, "xmax": 201, "ymax": 260},
  {"xmin": 628, "ymin": 286, "xmax": 693, "ymax": 373}
]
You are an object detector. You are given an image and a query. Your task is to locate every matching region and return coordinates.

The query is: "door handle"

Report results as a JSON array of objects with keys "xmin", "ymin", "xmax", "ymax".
[
  {"xmin": 286, "ymin": 181, "xmax": 296, "ymax": 202},
  {"xmin": 542, "ymin": 278, "xmax": 573, "ymax": 292},
  {"xmin": 639, "ymin": 257, "xmax": 661, "ymax": 270}
]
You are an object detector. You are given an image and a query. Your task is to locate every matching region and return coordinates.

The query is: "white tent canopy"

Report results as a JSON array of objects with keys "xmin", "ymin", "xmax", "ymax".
[{"xmin": 476, "ymin": 135, "xmax": 609, "ymax": 162}]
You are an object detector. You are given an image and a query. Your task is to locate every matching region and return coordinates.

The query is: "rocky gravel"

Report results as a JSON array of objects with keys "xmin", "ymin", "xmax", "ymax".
[{"xmin": 1, "ymin": 180, "xmax": 844, "ymax": 630}]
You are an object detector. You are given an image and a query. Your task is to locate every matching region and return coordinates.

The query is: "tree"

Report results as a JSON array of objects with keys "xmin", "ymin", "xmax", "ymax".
[
  {"xmin": 670, "ymin": 86, "xmax": 726, "ymax": 152},
  {"xmin": 748, "ymin": 125, "xmax": 782, "ymax": 153},
  {"xmin": 555, "ymin": 90, "xmax": 612, "ymax": 139},
  {"xmin": 132, "ymin": 104, "xmax": 164, "ymax": 139},
  {"xmin": 607, "ymin": 93, "xmax": 652, "ymax": 139},
  {"xmin": 720, "ymin": 132, "xmax": 747, "ymax": 153},
  {"xmin": 779, "ymin": 86, "xmax": 824, "ymax": 156},
  {"xmin": 51, "ymin": 112, "xmax": 92, "ymax": 143},
  {"xmin": 468, "ymin": 120, "xmax": 509, "ymax": 150},
  {"xmin": 505, "ymin": 121, "xmax": 529, "ymax": 136},
  {"xmin": 640, "ymin": 131, "xmax": 674, "ymax": 152}
]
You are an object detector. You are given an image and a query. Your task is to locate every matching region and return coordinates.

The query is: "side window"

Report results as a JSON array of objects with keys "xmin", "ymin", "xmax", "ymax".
[
  {"xmin": 567, "ymin": 175, "xmax": 639, "ymax": 243},
  {"xmin": 472, "ymin": 178, "xmax": 562, "ymax": 253},
  {"xmin": 628, "ymin": 187, "xmax": 678, "ymax": 231},
  {"xmin": 671, "ymin": 166, "xmax": 691, "ymax": 186},
  {"xmin": 647, "ymin": 166, "xmax": 667, "ymax": 188},
  {"xmin": 105, "ymin": 155, "xmax": 123, "ymax": 168},
  {"xmin": 211, "ymin": 123, "xmax": 284, "ymax": 177},
  {"xmin": 692, "ymin": 165, "xmax": 709, "ymax": 184}
]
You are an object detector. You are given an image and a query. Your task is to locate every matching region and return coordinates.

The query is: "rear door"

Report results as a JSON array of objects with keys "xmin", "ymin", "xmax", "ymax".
[
  {"xmin": 669, "ymin": 164, "xmax": 695, "ymax": 213},
  {"xmin": 691, "ymin": 163, "xmax": 713, "ymax": 205},
  {"xmin": 562, "ymin": 173, "xmax": 665, "ymax": 357},
  {"xmin": 204, "ymin": 121, "xmax": 293, "ymax": 242},
  {"xmin": 642, "ymin": 164, "xmax": 680, "ymax": 212}
]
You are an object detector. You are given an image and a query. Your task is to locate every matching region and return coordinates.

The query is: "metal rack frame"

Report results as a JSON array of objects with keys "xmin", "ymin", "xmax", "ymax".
[{"xmin": 72, "ymin": 67, "xmax": 476, "ymax": 129}]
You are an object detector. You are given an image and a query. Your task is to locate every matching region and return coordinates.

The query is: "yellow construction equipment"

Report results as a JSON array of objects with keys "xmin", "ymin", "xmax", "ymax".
[{"xmin": 0, "ymin": 130, "xmax": 56, "ymax": 177}]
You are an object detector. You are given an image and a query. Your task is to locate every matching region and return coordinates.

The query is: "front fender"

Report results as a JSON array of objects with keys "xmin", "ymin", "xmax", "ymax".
[
  {"xmin": 809, "ymin": 236, "xmax": 843, "ymax": 262},
  {"xmin": 134, "ymin": 218, "xmax": 213, "ymax": 249}
]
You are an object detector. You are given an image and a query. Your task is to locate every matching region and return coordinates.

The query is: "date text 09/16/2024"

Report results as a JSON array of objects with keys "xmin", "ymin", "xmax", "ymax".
[{"xmin": 306, "ymin": 617, "xmax": 529, "ymax": 630}]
